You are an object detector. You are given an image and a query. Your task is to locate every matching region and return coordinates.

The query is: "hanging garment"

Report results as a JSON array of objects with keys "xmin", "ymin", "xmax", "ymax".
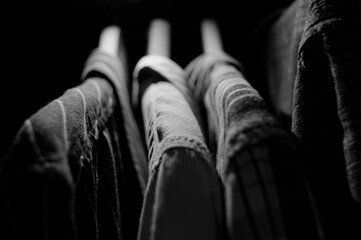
[
  {"xmin": 133, "ymin": 55, "xmax": 225, "ymax": 240},
  {"xmin": 251, "ymin": 0, "xmax": 361, "ymax": 239},
  {"xmin": 0, "ymin": 49, "xmax": 148, "ymax": 240},
  {"xmin": 186, "ymin": 52, "xmax": 321, "ymax": 240}
]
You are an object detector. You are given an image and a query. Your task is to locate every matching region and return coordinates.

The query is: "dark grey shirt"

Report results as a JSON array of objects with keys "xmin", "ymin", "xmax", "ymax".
[
  {"xmin": 186, "ymin": 52, "xmax": 320, "ymax": 240},
  {"xmin": 0, "ymin": 49, "xmax": 148, "ymax": 240},
  {"xmin": 252, "ymin": 0, "xmax": 361, "ymax": 238}
]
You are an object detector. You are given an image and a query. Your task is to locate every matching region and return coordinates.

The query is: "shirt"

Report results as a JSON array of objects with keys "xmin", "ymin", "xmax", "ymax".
[
  {"xmin": 186, "ymin": 52, "xmax": 320, "ymax": 240},
  {"xmin": 0, "ymin": 48, "xmax": 148, "ymax": 240},
  {"xmin": 133, "ymin": 55, "xmax": 225, "ymax": 240},
  {"xmin": 251, "ymin": 0, "xmax": 361, "ymax": 238}
]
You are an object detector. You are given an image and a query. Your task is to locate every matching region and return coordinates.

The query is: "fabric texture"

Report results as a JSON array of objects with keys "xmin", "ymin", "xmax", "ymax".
[
  {"xmin": 251, "ymin": 0, "xmax": 308, "ymax": 119},
  {"xmin": 0, "ymin": 49, "xmax": 148, "ymax": 240},
  {"xmin": 186, "ymin": 52, "xmax": 321, "ymax": 240},
  {"xmin": 252, "ymin": 0, "xmax": 361, "ymax": 239},
  {"xmin": 133, "ymin": 55, "xmax": 225, "ymax": 240}
]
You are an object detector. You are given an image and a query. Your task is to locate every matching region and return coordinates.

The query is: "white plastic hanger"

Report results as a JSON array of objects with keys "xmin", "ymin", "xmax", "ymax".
[
  {"xmin": 98, "ymin": 25, "xmax": 129, "ymax": 82},
  {"xmin": 99, "ymin": 25, "xmax": 121, "ymax": 56},
  {"xmin": 201, "ymin": 19, "xmax": 223, "ymax": 53},
  {"xmin": 147, "ymin": 19, "xmax": 171, "ymax": 57}
]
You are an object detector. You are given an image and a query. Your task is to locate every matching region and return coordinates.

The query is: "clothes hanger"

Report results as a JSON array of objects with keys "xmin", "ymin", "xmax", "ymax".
[
  {"xmin": 131, "ymin": 18, "xmax": 171, "ymax": 113},
  {"xmin": 99, "ymin": 25, "xmax": 121, "ymax": 56},
  {"xmin": 147, "ymin": 18, "xmax": 171, "ymax": 57},
  {"xmin": 98, "ymin": 25, "xmax": 129, "ymax": 86},
  {"xmin": 200, "ymin": 0, "xmax": 223, "ymax": 53},
  {"xmin": 201, "ymin": 18, "xmax": 223, "ymax": 53}
]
